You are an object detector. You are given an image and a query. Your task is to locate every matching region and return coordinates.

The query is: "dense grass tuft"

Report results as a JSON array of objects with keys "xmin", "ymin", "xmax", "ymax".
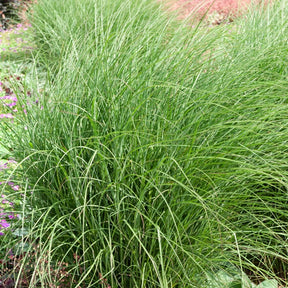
[{"xmin": 4, "ymin": 0, "xmax": 288, "ymax": 286}]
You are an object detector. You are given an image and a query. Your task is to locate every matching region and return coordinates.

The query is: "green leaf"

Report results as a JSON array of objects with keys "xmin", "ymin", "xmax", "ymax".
[
  {"xmin": 256, "ymin": 280, "xmax": 278, "ymax": 288},
  {"xmin": 0, "ymin": 144, "xmax": 11, "ymax": 158},
  {"xmin": 12, "ymin": 228, "xmax": 29, "ymax": 237},
  {"xmin": 206, "ymin": 270, "xmax": 250, "ymax": 288}
]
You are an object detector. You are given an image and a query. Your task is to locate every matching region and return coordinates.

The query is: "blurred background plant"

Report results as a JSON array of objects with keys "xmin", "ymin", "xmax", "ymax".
[{"xmin": 0, "ymin": 0, "xmax": 34, "ymax": 30}]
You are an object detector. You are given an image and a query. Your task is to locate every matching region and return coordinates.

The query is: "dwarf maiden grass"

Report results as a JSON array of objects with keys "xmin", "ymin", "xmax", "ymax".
[{"xmin": 5, "ymin": 0, "xmax": 288, "ymax": 286}]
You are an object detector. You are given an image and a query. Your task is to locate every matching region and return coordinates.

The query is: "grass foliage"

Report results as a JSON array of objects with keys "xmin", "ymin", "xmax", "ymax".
[{"xmin": 3, "ymin": 0, "xmax": 288, "ymax": 286}]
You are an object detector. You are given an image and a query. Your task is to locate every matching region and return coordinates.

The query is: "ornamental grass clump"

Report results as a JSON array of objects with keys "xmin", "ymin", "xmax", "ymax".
[{"xmin": 5, "ymin": 0, "xmax": 288, "ymax": 286}]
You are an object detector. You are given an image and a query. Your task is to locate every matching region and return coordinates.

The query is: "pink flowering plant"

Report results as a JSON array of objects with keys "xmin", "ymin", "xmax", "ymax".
[
  {"xmin": 0, "ymin": 85, "xmax": 34, "ymax": 245},
  {"xmin": 0, "ymin": 25, "xmax": 36, "ymax": 257},
  {"xmin": 0, "ymin": 80, "xmax": 18, "ymax": 121},
  {"xmin": 0, "ymin": 194, "xmax": 19, "ymax": 236},
  {"xmin": 0, "ymin": 159, "xmax": 22, "ymax": 237}
]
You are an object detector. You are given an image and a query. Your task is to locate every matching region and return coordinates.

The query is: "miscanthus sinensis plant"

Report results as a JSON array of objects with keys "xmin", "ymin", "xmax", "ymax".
[{"xmin": 3, "ymin": 0, "xmax": 288, "ymax": 286}]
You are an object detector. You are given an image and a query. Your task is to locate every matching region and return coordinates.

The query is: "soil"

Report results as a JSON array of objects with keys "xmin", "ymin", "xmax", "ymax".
[{"xmin": 162, "ymin": 0, "xmax": 271, "ymax": 24}]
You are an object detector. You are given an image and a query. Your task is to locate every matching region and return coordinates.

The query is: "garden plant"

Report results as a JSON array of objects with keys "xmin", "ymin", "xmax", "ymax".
[{"xmin": 1, "ymin": 0, "xmax": 288, "ymax": 287}]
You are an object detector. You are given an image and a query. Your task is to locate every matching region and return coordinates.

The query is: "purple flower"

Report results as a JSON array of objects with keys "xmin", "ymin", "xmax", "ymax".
[
  {"xmin": 4, "ymin": 102, "xmax": 17, "ymax": 107},
  {"xmin": 2, "ymin": 199, "xmax": 9, "ymax": 204},
  {"xmin": 0, "ymin": 181, "xmax": 21, "ymax": 192},
  {"xmin": 12, "ymin": 185, "xmax": 20, "ymax": 191},
  {"xmin": 0, "ymin": 95, "xmax": 17, "ymax": 101},
  {"xmin": 0, "ymin": 113, "xmax": 14, "ymax": 119},
  {"xmin": 0, "ymin": 219, "xmax": 10, "ymax": 229},
  {"xmin": 0, "ymin": 162, "xmax": 8, "ymax": 171}
]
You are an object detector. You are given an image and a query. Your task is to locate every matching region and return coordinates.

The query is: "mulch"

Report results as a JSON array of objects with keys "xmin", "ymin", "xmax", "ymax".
[{"xmin": 162, "ymin": 0, "xmax": 273, "ymax": 23}]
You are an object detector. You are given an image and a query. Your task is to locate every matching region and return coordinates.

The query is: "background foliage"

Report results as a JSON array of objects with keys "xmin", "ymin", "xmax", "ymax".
[{"xmin": 0, "ymin": 0, "xmax": 32, "ymax": 29}]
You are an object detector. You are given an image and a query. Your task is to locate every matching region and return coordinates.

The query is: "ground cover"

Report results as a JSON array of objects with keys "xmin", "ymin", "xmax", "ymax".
[
  {"xmin": 0, "ymin": 23, "xmax": 34, "ymax": 237},
  {"xmin": 1, "ymin": 0, "xmax": 288, "ymax": 287},
  {"xmin": 0, "ymin": 22, "xmax": 42, "ymax": 287}
]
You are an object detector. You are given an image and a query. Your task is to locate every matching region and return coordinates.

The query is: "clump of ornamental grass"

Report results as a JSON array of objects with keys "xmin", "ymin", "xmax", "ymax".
[{"xmin": 4, "ymin": 0, "xmax": 288, "ymax": 286}]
